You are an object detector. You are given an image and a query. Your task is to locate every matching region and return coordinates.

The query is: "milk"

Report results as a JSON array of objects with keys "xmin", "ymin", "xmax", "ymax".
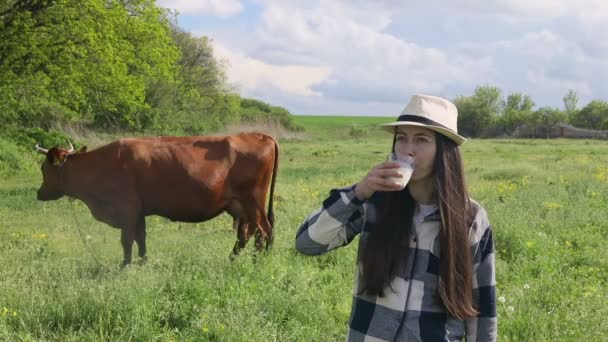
[{"xmin": 387, "ymin": 154, "xmax": 414, "ymax": 189}]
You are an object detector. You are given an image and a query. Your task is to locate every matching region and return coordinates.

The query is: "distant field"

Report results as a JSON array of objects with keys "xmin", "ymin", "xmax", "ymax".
[
  {"xmin": 292, "ymin": 115, "xmax": 392, "ymax": 140},
  {"xmin": 1, "ymin": 116, "xmax": 607, "ymax": 341}
]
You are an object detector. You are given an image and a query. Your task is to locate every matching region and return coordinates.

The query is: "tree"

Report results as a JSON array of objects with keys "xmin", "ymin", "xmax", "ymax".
[
  {"xmin": 521, "ymin": 95, "xmax": 535, "ymax": 112},
  {"xmin": 504, "ymin": 93, "xmax": 523, "ymax": 113},
  {"xmin": 0, "ymin": 0, "xmax": 294, "ymax": 135},
  {"xmin": 474, "ymin": 86, "xmax": 503, "ymax": 115},
  {"xmin": 0, "ymin": 0, "xmax": 181, "ymax": 130},
  {"xmin": 172, "ymin": 26, "xmax": 228, "ymax": 113},
  {"xmin": 454, "ymin": 85, "xmax": 502, "ymax": 137},
  {"xmin": 570, "ymin": 100, "xmax": 608, "ymax": 130},
  {"xmin": 563, "ymin": 89, "xmax": 579, "ymax": 114},
  {"xmin": 530, "ymin": 107, "xmax": 567, "ymax": 137},
  {"xmin": 498, "ymin": 92, "xmax": 536, "ymax": 135}
]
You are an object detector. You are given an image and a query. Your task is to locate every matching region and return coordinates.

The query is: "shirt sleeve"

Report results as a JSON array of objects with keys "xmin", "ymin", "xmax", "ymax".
[
  {"xmin": 466, "ymin": 207, "xmax": 498, "ymax": 342},
  {"xmin": 295, "ymin": 185, "xmax": 366, "ymax": 256}
]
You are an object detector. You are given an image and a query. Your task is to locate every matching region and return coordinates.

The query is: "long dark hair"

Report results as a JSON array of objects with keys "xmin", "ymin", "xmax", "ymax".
[{"xmin": 360, "ymin": 133, "xmax": 478, "ymax": 320}]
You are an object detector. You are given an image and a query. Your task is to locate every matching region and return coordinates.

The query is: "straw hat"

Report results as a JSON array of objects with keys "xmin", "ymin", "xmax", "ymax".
[{"xmin": 381, "ymin": 94, "xmax": 466, "ymax": 145}]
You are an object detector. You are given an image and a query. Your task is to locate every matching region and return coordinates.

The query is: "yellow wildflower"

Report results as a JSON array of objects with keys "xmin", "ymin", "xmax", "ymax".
[
  {"xmin": 595, "ymin": 167, "xmax": 608, "ymax": 183},
  {"xmin": 497, "ymin": 181, "xmax": 518, "ymax": 194},
  {"xmin": 543, "ymin": 202, "xmax": 562, "ymax": 209}
]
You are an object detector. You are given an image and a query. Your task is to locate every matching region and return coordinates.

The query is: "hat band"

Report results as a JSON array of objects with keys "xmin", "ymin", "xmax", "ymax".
[{"xmin": 396, "ymin": 114, "xmax": 452, "ymax": 131}]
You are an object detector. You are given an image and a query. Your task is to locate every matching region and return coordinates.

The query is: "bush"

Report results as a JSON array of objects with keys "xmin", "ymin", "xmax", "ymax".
[
  {"xmin": 3, "ymin": 127, "xmax": 75, "ymax": 151},
  {"xmin": 239, "ymin": 98, "xmax": 303, "ymax": 132},
  {"xmin": 0, "ymin": 138, "xmax": 40, "ymax": 177},
  {"xmin": 348, "ymin": 125, "xmax": 367, "ymax": 138}
]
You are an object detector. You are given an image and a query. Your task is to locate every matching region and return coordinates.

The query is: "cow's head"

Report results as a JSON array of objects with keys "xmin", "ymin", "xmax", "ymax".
[{"xmin": 35, "ymin": 141, "xmax": 87, "ymax": 201}]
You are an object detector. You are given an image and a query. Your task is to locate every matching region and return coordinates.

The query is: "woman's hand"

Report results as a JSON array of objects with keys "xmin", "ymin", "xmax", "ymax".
[{"xmin": 354, "ymin": 161, "xmax": 404, "ymax": 200}]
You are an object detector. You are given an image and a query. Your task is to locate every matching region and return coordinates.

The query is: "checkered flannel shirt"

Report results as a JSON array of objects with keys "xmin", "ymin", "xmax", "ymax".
[{"xmin": 295, "ymin": 185, "xmax": 497, "ymax": 342}]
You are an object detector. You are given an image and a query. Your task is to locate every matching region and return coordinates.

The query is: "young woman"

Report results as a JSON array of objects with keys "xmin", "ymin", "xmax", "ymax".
[{"xmin": 295, "ymin": 95, "xmax": 497, "ymax": 341}]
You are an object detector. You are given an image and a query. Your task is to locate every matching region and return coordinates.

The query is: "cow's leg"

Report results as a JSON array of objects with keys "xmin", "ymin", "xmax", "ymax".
[
  {"xmin": 257, "ymin": 208, "xmax": 273, "ymax": 251},
  {"xmin": 135, "ymin": 215, "xmax": 147, "ymax": 263},
  {"xmin": 247, "ymin": 191, "xmax": 272, "ymax": 252},
  {"xmin": 248, "ymin": 205, "xmax": 269, "ymax": 253},
  {"xmin": 254, "ymin": 230, "xmax": 264, "ymax": 251},
  {"xmin": 231, "ymin": 221, "xmax": 254, "ymax": 259},
  {"xmin": 120, "ymin": 225, "xmax": 136, "ymax": 267},
  {"xmin": 267, "ymin": 221, "xmax": 275, "ymax": 249},
  {"xmin": 253, "ymin": 210, "xmax": 273, "ymax": 251},
  {"xmin": 247, "ymin": 188, "xmax": 273, "ymax": 251}
]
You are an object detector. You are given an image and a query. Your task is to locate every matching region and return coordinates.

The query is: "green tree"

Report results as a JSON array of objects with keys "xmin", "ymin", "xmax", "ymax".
[
  {"xmin": 0, "ymin": 0, "xmax": 181, "ymax": 130},
  {"xmin": 454, "ymin": 85, "xmax": 502, "ymax": 137},
  {"xmin": 570, "ymin": 100, "xmax": 608, "ymax": 130},
  {"xmin": 498, "ymin": 93, "xmax": 536, "ymax": 135},
  {"xmin": 0, "ymin": 0, "xmax": 297, "ymax": 135},
  {"xmin": 563, "ymin": 89, "xmax": 578, "ymax": 113},
  {"xmin": 530, "ymin": 107, "xmax": 567, "ymax": 137},
  {"xmin": 563, "ymin": 89, "xmax": 579, "ymax": 122},
  {"xmin": 148, "ymin": 26, "xmax": 233, "ymax": 134},
  {"xmin": 521, "ymin": 95, "xmax": 535, "ymax": 112},
  {"xmin": 504, "ymin": 93, "xmax": 523, "ymax": 113}
]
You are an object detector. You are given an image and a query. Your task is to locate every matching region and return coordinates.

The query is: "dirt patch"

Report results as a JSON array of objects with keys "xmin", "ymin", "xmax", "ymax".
[
  {"xmin": 217, "ymin": 121, "xmax": 308, "ymax": 140},
  {"xmin": 50, "ymin": 122, "xmax": 119, "ymax": 147}
]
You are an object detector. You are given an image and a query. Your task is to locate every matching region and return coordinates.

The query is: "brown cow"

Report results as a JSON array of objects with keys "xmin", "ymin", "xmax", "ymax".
[{"xmin": 35, "ymin": 133, "xmax": 279, "ymax": 266}]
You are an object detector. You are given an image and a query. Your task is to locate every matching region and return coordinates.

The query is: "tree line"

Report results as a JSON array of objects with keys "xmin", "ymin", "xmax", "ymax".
[
  {"xmin": 454, "ymin": 86, "xmax": 608, "ymax": 138},
  {"xmin": 0, "ymin": 0, "xmax": 300, "ymax": 137}
]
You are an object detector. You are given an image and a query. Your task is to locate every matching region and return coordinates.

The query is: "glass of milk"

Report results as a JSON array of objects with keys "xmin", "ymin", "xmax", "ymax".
[{"xmin": 387, "ymin": 153, "xmax": 415, "ymax": 189}]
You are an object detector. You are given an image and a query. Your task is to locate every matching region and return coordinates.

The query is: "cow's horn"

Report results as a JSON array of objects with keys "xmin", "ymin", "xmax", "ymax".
[
  {"xmin": 35, "ymin": 144, "xmax": 49, "ymax": 155},
  {"xmin": 67, "ymin": 140, "xmax": 75, "ymax": 153}
]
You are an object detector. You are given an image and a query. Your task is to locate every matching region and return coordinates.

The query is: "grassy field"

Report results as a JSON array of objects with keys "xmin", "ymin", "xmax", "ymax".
[{"xmin": 1, "ymin": 116, "xmax": 607, "ymax": 341}]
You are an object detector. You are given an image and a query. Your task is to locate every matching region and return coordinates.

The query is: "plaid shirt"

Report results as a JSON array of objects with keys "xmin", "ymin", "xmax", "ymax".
[{"xmin": 295, "ymin": 186, "xmax": 497, "ymax": 342}]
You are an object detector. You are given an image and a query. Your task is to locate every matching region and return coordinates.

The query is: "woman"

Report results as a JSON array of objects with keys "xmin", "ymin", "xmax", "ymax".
[{"xmin": 295, "ymin": 94, "xmax": 497, "ymax": 341}]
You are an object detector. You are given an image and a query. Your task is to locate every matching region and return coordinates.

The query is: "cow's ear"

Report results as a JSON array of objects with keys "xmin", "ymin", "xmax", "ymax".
[{"xmin": 77, "ymin": 146, "xmax": 87, "ymax": 153}]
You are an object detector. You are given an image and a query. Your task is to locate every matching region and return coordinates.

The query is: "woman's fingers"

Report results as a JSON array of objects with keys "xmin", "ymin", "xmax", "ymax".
[
  {"xmin": 355, "ymin": 162, "xmax": 405, "ymax": 200},
  {"xmin": 367, "ymin": 175, "xmax": 403, "ymax": 191},
  {"xmin": 371, "ymin": 168, "xmax": 402, "ymax": 178},
  {"xmin": 376, "ymin": 161, "xmax": 401, "ymax": 169}
]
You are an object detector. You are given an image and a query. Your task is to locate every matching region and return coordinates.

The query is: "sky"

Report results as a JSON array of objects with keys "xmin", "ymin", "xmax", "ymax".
[{"xmin": 157, "ymin": 0, "xmax": 608, "ymax": 116}]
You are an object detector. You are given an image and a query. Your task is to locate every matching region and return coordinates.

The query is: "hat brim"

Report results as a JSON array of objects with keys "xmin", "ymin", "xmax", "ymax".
[{"xmin": 380, "ymin": 121, "xmax": 466, "ymax": 145}]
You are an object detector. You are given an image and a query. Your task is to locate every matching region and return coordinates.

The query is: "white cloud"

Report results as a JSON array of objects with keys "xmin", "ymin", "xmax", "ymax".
[
  {"xmin": 492, "ymin": 30, "xmax": 584, "ymax": 60},
  {"xmin": 457, "ymin": 0, "xmax": 608, "ymax": 21},
  {"xmin": 257, "ymin": 0, "xmax": 393, "ymax": 30},
  {"xmin": 251, "ymin": 1, "xmax": 492, "ymax": 102},
  {"xmin": 213, "ymin": 44, "xmax": 331, "ymax": 97},
  {"xmin": 176, "ymin": 0, "xmax": 608, "ymax": 113},
  {"xmin": 157, "ymin": 0, "xmax": 243, "ymax": 17},
  {"xmin": 457, "ymin": 28, "xmax": 606, "ymax": 107},
  {"xmin": 526, "ymin": 70, "xmax": 592, "ymax": 98}
]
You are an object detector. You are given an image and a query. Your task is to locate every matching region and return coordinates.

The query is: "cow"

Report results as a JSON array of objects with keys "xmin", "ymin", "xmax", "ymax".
[{"xmin": 35, "ymin": 133, "xmax": 279, "ymax": 266}]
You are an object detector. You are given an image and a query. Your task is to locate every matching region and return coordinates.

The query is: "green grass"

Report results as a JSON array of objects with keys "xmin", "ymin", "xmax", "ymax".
[
  {"xmin": 1, "ymin": 117, "xmax": 607, "ymax": 341},
  {"xmin": 292, "ymin": 115, "xmax": 392, "ymax": 140}
]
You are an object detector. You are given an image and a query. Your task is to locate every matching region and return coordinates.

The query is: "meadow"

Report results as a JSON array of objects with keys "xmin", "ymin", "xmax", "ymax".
[{"xmin": 1, "ymin": 115, "xmax": 607, "ymax": 341}]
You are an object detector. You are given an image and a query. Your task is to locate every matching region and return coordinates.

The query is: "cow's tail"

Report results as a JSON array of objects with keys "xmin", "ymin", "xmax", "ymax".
[{"xmin": 266, "ymin": 137, "xmax": 279, "ymax": 246}]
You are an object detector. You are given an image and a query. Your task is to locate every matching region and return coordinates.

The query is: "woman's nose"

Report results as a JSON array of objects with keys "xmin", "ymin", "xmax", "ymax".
[{"xmin": 402, "ymin": 141, "xmax": 416, "ymax": 157}]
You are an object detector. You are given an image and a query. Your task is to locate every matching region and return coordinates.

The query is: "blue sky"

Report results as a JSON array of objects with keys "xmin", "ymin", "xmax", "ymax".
[{"xmin": 158, "ymin": 0, "xmax": 608, "ymax": 116}]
